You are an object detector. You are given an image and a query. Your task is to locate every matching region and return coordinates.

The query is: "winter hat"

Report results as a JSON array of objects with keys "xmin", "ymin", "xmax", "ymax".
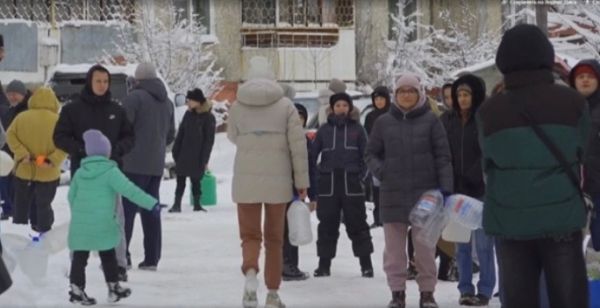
[
  {"xmin": 456, "ymin": 83, "xmax": 473, "ymax": 94},
  {"xmin": 496, "ymin": 24, "xmax": 554, "ymax": 74},
  {"xmin": 371, "ymin": 86, "xmax": 391, "ymax": 110},
  {"xmin": 135, "ymin": 62, "xmax": 158, "ymax": 80},
  {"xmin": 394, "ymin": 73, "xmax": 426, "ymax": 109},
  {"xmin": 186, "ymin": 88, "xmax": 206, "ymax": 103},
  {"xmin": 328, "ymin": 78, "xmax": 347, "ymax": 94},
  {"xmin": 280, "ymin": 83, "xmax": 296, "ymax": 100},
  {"xmin": 6, "ymin": 80, "xmax": 27, "ymax": 96},
  {"xmin": 294, "ymin": 103, "xmax": 308, "ymax": 127},
  {"xmin": 83, "ymin": 129, "xmax": 111, "ymax": 158},
  {"xmin": 245, "ymin": 56, "xmax": 276, "ymax": 80},
  {"xmin": 329, "ymin": 92, "xmax": 353, "ymax": 112},
  {"xmin": 573, "ymin": 64, "xmax": 599, "ymax": 80}
]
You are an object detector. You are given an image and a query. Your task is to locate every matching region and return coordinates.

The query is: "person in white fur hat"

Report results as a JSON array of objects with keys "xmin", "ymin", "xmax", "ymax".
[{"xmin": 228, "ymin": 57, "xmax": 309, "ymax": 308}]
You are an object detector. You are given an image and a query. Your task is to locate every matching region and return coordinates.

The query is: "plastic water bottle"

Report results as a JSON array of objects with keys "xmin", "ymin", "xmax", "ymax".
[
  {"xmin": 287, "ymin": 200, "xmax": 313, "ymax": 246},
  {"xmin": 416, "ymin": 208, "xmax": 449, "ymax": 248},
  {"xmin": 19, "ymin": 235, "xmax": 49, "ymax": 284},
  {"xmin": 409, "ymin": 190, "xmax": 444, "ymax": 228},
  {"xmin": 445, "ymin": 194, "xmax": 484, "ymax": 230}
]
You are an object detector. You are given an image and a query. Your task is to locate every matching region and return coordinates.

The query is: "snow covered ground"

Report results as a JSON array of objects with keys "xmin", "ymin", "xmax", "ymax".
[{"xmin": 0, "ymin": 133, "xmax": 501, "ymax": 307}]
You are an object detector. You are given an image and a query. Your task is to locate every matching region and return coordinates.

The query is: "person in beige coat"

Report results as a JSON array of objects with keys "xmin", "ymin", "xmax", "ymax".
[{"xmin": 228, "ymin": 57, "xmax": 309, "ymax": 308}]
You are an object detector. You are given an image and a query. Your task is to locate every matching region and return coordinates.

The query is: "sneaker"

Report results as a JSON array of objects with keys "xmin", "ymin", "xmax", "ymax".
[
  {"xmin": 265, "ymin": 291, "xmax": 286, "ymax": 308},
  {"xmin": 473, "ymin": 294, "xmax": 490, "ymax": 306},
  {"xmin": 117, "ymin": 267, "xmax": 128, "ymax": 282},
  {"xmin": 138, "ymin": 261, "xmax": 157, "ymax": 271},
  {"xmin": 459, "ymin": 293, "xmax": 477, "ymax": 306},
  {"xmin": 388, "ymin": 291, "xmax": 406, "ymax": 308},
  {"xmin": 313, "ymin": 267, "xmax": 330, "ymax": 277},
  {"xmin": 282, "ymin": 264, "xmax": 309, "ymax": 281},
  {"xmin": 420, "ymin": 292, "xmax": 439, "ymax": 308},
  {"xmin": 243, "ymin": 269, "xmax": 258, "ymax": 308},
  {"xmin": 69, "ymin": 284, "xmax": 97, "ymax": 306},
  {"xmin": 407, "ymin": 264, "xmax": 417, "ymax": 280},
  {"xmin": 361, "ymin": 268, "xmax": 374, "ymax": 278},
  {"xmin": 107, "ymin": 282, "xmax": 131, "ymax": 303}
]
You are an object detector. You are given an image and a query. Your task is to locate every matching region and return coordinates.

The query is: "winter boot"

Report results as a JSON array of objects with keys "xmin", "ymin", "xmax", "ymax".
[
  {"xmin": 313, "ymin": 258, "xmax": 331, "ymax": 277},
  {"xmin": 107, "ymin": 282, "xmax": 131, "ymax": 303},
  {"xmin": 69, "ymin": 284, "xmax": 97, "ymax": 306},
  {"xmin": 360, "ymin": 255, "xmax": 374, "ymax": 278},
  {"xmin": 473, "ymin": 294, "xmax": 490, "ymax": 306},
  {"xmin": 388, "ymin": 291, "xmax": 406, "ymax": 308},
  {"xmin": 117, "ymin": 266, "xmax": 128, "ymax": 282},
  {"xmin": 459, "ymin": 293, "xmax": 477, "ymax": 306},
  {"xmin": 282, "ymin": 264, "xmax": 309, "ymax": 281},
  {"xmin": 168, "ymin": 194, "xmax": 182, "ymax": 213},
  {"xmin": 419, "ymin": 292, "xmax": 439, "ymax": 308},
  {"xmin": 243, "ymin": 269, "xmax": 258, "ymax": 308},
  {"xmin": 265, "ymin": 290, "xmax": 286, "ymax": 308},
  {"xmin": 193, "ymin": 197, "xmax": 207, "ymax": 212},
  {"xmin": 138, "ymin": 261, "xmax": 157, "ymax": 271}
]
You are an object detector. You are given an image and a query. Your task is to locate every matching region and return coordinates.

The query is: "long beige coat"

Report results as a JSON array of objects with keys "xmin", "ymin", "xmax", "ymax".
[{"xmin": 227, "ymin": 78, "xmax": 309, "ymax": 204}]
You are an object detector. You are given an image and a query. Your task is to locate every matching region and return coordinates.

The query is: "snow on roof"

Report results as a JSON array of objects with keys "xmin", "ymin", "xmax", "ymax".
[
  {"xmin": 450, "ymin": 59, "xmax": 496, "ymax": 78},
  {"xmin": 49, "ymin": 63, "xmax": 138, "ymax": 77},
  {"xmin": 0, "ymin": 18, "xmax": 35, "ymax": 27}
]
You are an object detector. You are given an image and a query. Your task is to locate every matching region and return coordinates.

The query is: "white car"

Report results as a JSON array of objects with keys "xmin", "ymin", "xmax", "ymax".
[{"xmin": 45, "ymin": 63, "xmax": 187, "ymax": 183}]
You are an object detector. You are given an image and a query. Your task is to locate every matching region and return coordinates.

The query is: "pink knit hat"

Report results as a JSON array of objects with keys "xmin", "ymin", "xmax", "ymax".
[{"xmin": 394, "ymin": 73, "xmax": 426, "ymax": 109}]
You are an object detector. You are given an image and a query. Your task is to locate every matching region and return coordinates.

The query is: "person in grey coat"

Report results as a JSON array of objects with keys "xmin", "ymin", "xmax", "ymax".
[
  {"xmin": 365, "ymin": 73, "xmax": 453, "ymax": 308},
  {"xmin": 121, "ymin": 62, "xmax": 175, "ymax": 272}
]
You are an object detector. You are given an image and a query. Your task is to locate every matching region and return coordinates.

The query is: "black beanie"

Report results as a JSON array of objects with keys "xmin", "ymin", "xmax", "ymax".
[
  {"xmin": 294, "ymin": 103, "xmax": 308, "ymax": 127},
  {"xmin": 496, "ymin": 24, "xmax": 554, "ymax": 74},
  {"xmin": 329, "ymin": 92, "xmax": 353, "ymax": 112},
  {"xmin": 186, "ymin": 88, "xmax": 206, "ymax": 103}
]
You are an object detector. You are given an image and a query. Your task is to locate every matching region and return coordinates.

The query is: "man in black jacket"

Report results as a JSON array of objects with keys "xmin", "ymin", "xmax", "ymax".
[{"xmin": 54, "ymin": 64, "xmax": 134, "ymax": 281}]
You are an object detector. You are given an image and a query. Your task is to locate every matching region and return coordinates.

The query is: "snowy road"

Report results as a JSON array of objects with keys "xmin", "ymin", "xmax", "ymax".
[{"xmin": 0, "ymin": 133, "xmax": 501, "ymax": 307}]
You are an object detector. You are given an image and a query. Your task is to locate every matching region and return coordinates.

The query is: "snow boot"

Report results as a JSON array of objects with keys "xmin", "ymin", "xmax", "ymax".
[
  {"xmin": 193, "ymin": 197, "xmax": 206, "ymax": 212},
  {"xmin": 282, "ymin": 264, "xmax": 309, "ymax": 281},
  {"xmin": 138, "ymin": 261, "xmax": 157, "ymax": 271},
  {"xmin": 69, "ymin": 284, "xmax": 96, "ymax": 306},
  {"xmin": 360, "ymin": 255, "xmax": 374, "ymax": 278},
  {"xmin": 473, "ymin": 294, "xmax": 490, "ymax": 306},
  {"xmin": 419, "ymin": 292, "xmax": 439, "ymax": 308},
  {"xmin": 265, "ymin": 290, "xmax": 286, "ymax": 308},
  {"xmin": 313, "ymin": 258, "xmax": 331, "ymax": 277},
  {"xmin": 107, "ymin": 282, "xmax": 131, "ymax": 303},
  {"xmin": 388, "ymin": 291, "xmax": 406, "ymax": 308},
  {"xmin": 459, "ymin": 293, "xmax": 477, "ymax": 306},
  {"xmin": 168, "ymin": 194, "xmax": 182, "ymax": 213},
  {"xmin": 243, "ymin": 269, "xmax": 258, "ymax": 308}
]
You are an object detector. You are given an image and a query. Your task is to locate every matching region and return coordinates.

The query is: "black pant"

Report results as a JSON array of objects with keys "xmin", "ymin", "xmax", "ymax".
[
  {"xmin": 70, "ymin": 249, "xmax": 119, "ymax": 288},
  {"xmin": 12, "ymin": 179, "xmax": 58, "ymax": 232},
  {"xmin": 316, "ymin": 170, "xmax": 373, "ymax": 259},
  {"xmin": 174, "ymin": 175, "xmax": 202, "ymax": 201},
  {"xmin": 496, "ymin": 231, "xmax": 588, "ymax": 308},
  {"xmin": 283, "ymin": 202, "xmax": 299, "ymax": 267},
  {"xmin": 372, "ymin": 186, "xmax": 381, "ymax": 225},
  {"xmin": 122, "ymin": 173, "xmax": 162, "ymax": 266}
]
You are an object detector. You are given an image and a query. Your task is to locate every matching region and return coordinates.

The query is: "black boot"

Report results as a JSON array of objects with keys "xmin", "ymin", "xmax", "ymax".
[
  {"xmin": 359, "ymin": 255, "xmax": 374, "ymax": 278},
  {"xmin": 313, "ymin": 258, "xmax": 331, "ymax": 277},
  {"xmin": 388, "ymin": 291, "xmax": 406, "ymax": 308},
  {"xmin": 282, "ymin": 264, "xmax": 309, "ymax": 281},
  {"xmin": 107, "ymin": 282, "xmax": 131, "ymax": 303},
  {"xmin": 193, "ymin": 196, "xmax": 206, "ymax": 212},
  {"xmin": 168, "ymin": 194, "xmax": 182, "ymax": 213},
  {"xmin": 69, "ymin": 284, "xmax": 97, "ymax": 306}
]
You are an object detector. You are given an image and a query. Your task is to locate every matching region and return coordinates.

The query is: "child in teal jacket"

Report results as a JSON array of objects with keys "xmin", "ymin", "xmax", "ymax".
[{"xmin": 67, "ymin": 130, "xmax": 158, "ymax": 305}]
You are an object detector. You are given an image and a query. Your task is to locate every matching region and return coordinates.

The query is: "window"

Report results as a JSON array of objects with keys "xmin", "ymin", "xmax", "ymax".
[
  {"xmin": 0, "ymin": 0, "xmax": 136, "ymax": 23},
  {"xmin": 242, "ymin": 0, "xmax": 276, "ymax": 25},
  {"xmin": 193, "ymin": 0, "xmax": 211, "ymax": 32}
]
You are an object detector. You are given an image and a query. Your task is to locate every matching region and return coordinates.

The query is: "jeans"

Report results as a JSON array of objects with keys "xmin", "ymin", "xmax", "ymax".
[
  {"xmin": 456, "ymin": 228, "xmax": 496, "ymax": 298},
  {"xmin": 496, "ymin": 231, "xmax": 588, "ymax": 308}
]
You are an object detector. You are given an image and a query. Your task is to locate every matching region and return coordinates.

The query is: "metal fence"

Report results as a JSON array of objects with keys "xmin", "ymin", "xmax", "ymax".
[{"xmin": 0, "ymin": 0, "xmax": 135, "ymax": 24}]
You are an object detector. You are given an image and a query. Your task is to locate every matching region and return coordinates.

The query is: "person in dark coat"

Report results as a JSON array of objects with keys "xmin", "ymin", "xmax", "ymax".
[
  {"xmin": 478, "ymin": 24, "xmax": 589, "ymax": 308},
  {"xmin": 569, "ymin": 60, "xmax": 600, "ymax": 252},
  {"xmin": 53, "ymin": 64, "xmax": 134, "ymax": 280},
  {"xmin": 364, "ymin": 86, "xmax": 391, "ymax": 229},
  {"xmin": 310, "ymin": 92, "xmax": 374, "ymax": 278},
  {"xmin": 169, "ymin": 88, "xmax": 216, "ymax": 213},
  {"xmin": 443, "ymin": 74, "xmax": 495, "ymax": 306},
  {"xmin": 0, "ymin": 80, "xmax": 30, "ymax": 220},
  {"xmin": 365, "ymin": 73, "xmax": 453, "ymax": 308}
]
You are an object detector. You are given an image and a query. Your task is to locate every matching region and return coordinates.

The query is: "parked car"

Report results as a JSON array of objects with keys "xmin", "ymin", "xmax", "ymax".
[
  {"xmin": 293, "ymin": 90, "xmax": 372, "ymax": 129},
  {"xmin": 45, "ymin": 63, "xmax": 187, "ymax": 183}
]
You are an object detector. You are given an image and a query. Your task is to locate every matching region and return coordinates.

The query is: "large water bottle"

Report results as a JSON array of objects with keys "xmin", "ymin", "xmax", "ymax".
[
  {"xmin": 445, "ymin": 194, "xmax": 484, "ymax": 230},
  {"xmin": 287, "ymin": 200, "xmax": 313, "ymax": 246},
  {"xmin": 409, "ymin": 190, "xmax": 444, "ymax": 228},
  {"xmin": 416, "ymin": 208, "xmax": 449, "ymax": 248},
  {"xmin": 18, "ymin": 235, "xmax": 49, "ymax": 285}
]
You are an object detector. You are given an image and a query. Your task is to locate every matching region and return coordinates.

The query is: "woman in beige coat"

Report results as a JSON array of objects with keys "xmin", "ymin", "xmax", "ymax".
[{"xmin": 228, "ymin": 74, "xmax": 309, "ymax": 308}]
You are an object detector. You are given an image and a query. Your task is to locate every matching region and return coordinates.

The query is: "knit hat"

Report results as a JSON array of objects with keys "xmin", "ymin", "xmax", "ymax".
[
  {"xmin": 83, "ymin": 129, "xmax": 111, "ymax": 157},
  {"xmin": 456, "ymin": 83, "xmax": 473, "ymax": 94},
  {"xmin": 294, "ymin": 103, "xmax": 308, "ymax": 127},
  {"xmin": 394, "ymin": 73, "xmax": 426, "ymax": 109},
  {"xmin": 135, "ymin": 62, "xmax": 158, "ymax": 80},
  {"xmin": 328, "ymin": 78, "xmax": 347, "ymax": 94},
  {"xmin": 6, "ymin": 80, "xmax": 27, "ymax": 96},
  {"xmin": 496, "ymin": 24, "xmax": 554, "ymax": 74},
  {"xmin": 329, "ymin": 92, "xmax": 353, "ymax": 112},
  {"xmin": 186, "ymin": 88, "xmax": 206, "ymax": 103},
  {"xmin": 573, "ymin": 64, "xmax": 599, "ymax": 80},
  {"xmin": 371, "ymin": 86, "xmax": 391, "ymax": 110}
]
